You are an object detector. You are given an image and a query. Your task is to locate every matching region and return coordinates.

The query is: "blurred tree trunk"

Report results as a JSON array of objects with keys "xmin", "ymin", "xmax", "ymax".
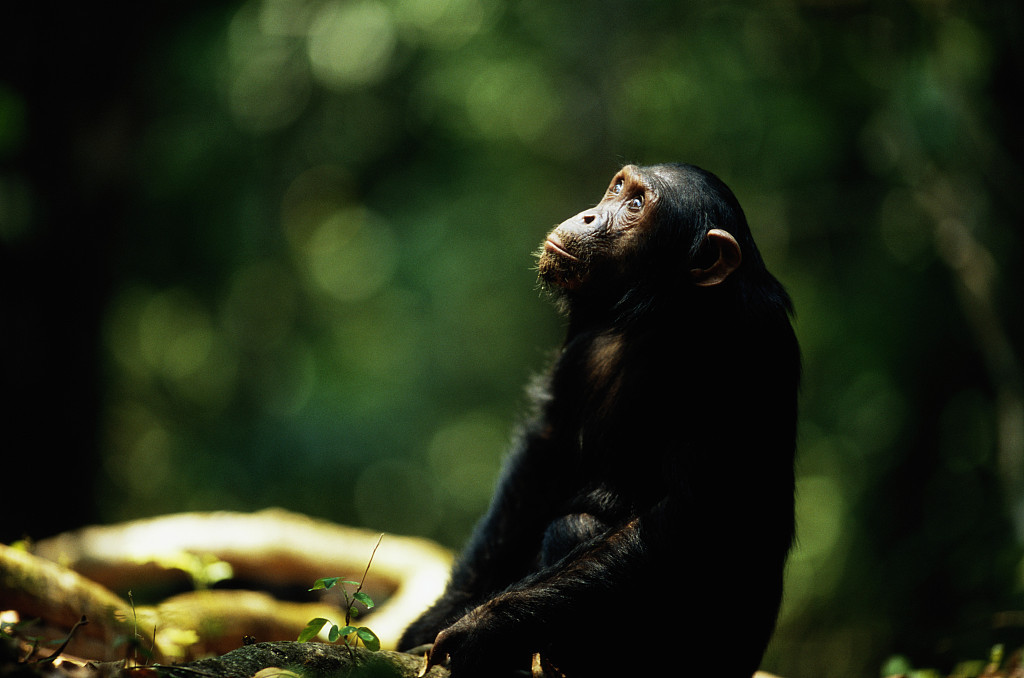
[{"xmin": 0, "ymin": 1, "xmax": 227, "ymax": 543}]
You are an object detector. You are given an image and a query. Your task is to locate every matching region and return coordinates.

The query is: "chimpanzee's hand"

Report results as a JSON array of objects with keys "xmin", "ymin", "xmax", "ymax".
[
  {"xmin": 423, "ymin": 603, "xmax": 532, "ymax": 678},
  {"xmin": 424, "ymin": 616, "xmax": 484, "ymax": 677}
]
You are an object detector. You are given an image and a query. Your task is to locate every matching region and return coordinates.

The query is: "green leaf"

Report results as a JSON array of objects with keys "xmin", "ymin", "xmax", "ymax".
[
  {"xmin": 353, "ymin": 591, "xmax": 375, "ymax": 609},
  {"xmin": 313, "ymin": 578, "xmax": 360, "ymax": 591},
  {"xmin": 950, "ymin": 660, "xmax": 985, "ymax": 677},
  {"xmin": 297, "ymin": 618, "xmax": 331, "ymax": 643},
  {"xmin": 309, "ymin": 577, "xmax": 341, "ymax": 591},
  {"xmin": 327, "ymin": 625, "xmax": 341, "ymax": 642},
  {"xmin": 355, "ymin": 627, "xmax": 380, "ymax": 652}
]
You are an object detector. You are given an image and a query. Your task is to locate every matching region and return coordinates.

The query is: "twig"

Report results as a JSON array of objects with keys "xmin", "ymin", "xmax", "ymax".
[
  {"xmin": 36, "ymin": 615, "xmax": 89, "ymax": 664},
  {"xmin": 340, "ymin": 534, "xmax": 384, "ymax": 660},
  {"xmin": 349, "ymin": 534, "xmax": 384, "ymax": 620}
]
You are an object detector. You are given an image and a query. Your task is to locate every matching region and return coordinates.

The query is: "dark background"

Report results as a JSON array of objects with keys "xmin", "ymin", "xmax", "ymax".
[{"xmin": 2, "ymin": 1, "xmax": 1023, "ymax": 676}]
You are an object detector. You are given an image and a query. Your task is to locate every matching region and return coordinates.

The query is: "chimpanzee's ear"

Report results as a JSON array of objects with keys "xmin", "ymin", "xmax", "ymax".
[{"xmin": 690, "ymin": 229, "xmax": 742, "ymax": 287}]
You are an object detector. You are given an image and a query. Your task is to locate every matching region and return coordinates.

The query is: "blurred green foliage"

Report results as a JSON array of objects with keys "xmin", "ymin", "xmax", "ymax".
[{"xmin": 2, "ymin": 1, "xmax": 1023, "ymax": 676}]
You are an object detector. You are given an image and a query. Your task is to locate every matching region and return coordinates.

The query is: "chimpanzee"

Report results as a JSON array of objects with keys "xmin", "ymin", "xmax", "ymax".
[{"xmin": 398, "ymin": 163, "xmax": 800, "ymax": 677}]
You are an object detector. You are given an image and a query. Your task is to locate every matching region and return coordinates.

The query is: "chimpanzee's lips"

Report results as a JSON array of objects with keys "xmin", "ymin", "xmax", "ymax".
[{"xmin": 544, "ymin": 234, "xmax": 578, "ymax": 261}]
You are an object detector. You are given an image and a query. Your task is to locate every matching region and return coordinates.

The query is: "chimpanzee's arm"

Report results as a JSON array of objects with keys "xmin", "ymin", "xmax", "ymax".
[
  {"xmin": 422, "ymin": 510, "xmax": 652, "ymax": 677},
  {"xmin": 427, "ymin": 472, "xmax": 792, "ymax": 678},
  {"xmin": 397, "ymin": 415, "xmax": 571, "ymax": 649}
]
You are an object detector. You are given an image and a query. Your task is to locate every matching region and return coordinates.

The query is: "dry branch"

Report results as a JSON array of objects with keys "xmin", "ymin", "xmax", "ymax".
[{"xmin": 2, "ymin": 510, "xmax": 452, "ymax": 663}]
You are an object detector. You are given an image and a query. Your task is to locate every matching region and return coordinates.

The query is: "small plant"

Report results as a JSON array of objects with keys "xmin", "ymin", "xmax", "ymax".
[
  {"xmin": 297, "ymin": 535, "xmax": 383, "ymax": 658},
  {"xmin": 111, "ymin": 591, "xmax": 155, "ymax": 665},
  {"xmin": 143, "ymin": 552, "xmax": 234, "ymax": 590},
  {"xmin": 3, "ymin": 614, "xmax": 89, "ymax": 664}
]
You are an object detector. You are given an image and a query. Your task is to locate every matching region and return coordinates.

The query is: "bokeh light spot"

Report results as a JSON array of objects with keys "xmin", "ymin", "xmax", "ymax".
[
  {"xmin": 794, "ymin": 475, "xmax": 846, "ymax": 562},
  {"xmin": 228, "ymin": 50, "xmax": 311, "ymax": 133},
  {"xmin": 250, "ymin": 341, "xmax": 317, "ymax": 418},
  {"xmin": 222, "ymin": 260, "xmax": 299, "ymax": 352},
  {"xmin": 780, "ymin": 474, "xmax": 849, "ymax": 620},
  {"xmin": 138, "ymin": 290, "xmax": 216, "ymax": 381},
  {"xmin": 394, "ymin": 0, "xmax": 497, "ymax": 48},
  {"xmin": 106, "ymin": 287, "xmax": 238, "ymax": 409},
  {"xmin": 104, "ymin": 403, "xmax": 173, "ymax": 494},
  {"xmin": 303, "ymin": 207, "xmax": 397, "ymax": 302},
  {"xmin": 464, "ymin": 61, "xmax": 558, "ymax": 143},
  {"xmin": 354, "ymin": 459, "xmax": 442, "ymax": 535},
  {"xmin": 427, "ymin": 412, "xmax": 508, "ymax": 510},
  {"xmin": 307, "ymin": 0, "xmax": 396, "ymax": 89}
]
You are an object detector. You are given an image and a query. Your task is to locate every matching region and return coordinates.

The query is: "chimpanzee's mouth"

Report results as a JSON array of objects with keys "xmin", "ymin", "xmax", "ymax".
[{"xmin": 544, "ymin": 234, "xmax": 578, "ymax": 261}]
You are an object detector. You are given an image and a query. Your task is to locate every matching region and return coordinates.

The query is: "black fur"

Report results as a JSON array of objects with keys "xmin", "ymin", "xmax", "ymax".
[{"xmin": 399, "ymin": 163, "xmax": 800, "ymax": 677}]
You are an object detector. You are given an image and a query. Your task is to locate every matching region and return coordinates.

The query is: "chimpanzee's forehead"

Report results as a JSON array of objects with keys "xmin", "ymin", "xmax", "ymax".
[
  {"xmin": 616, "ymin": 164, "xmax": 643, "ymax": 181},
  {"xmin": 635, "ymin": 163, "xmax": 687, "ymax": 186},
  {"xmin": 610, "ymin": 165, "xmax": 657, "ymax": 191}
]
